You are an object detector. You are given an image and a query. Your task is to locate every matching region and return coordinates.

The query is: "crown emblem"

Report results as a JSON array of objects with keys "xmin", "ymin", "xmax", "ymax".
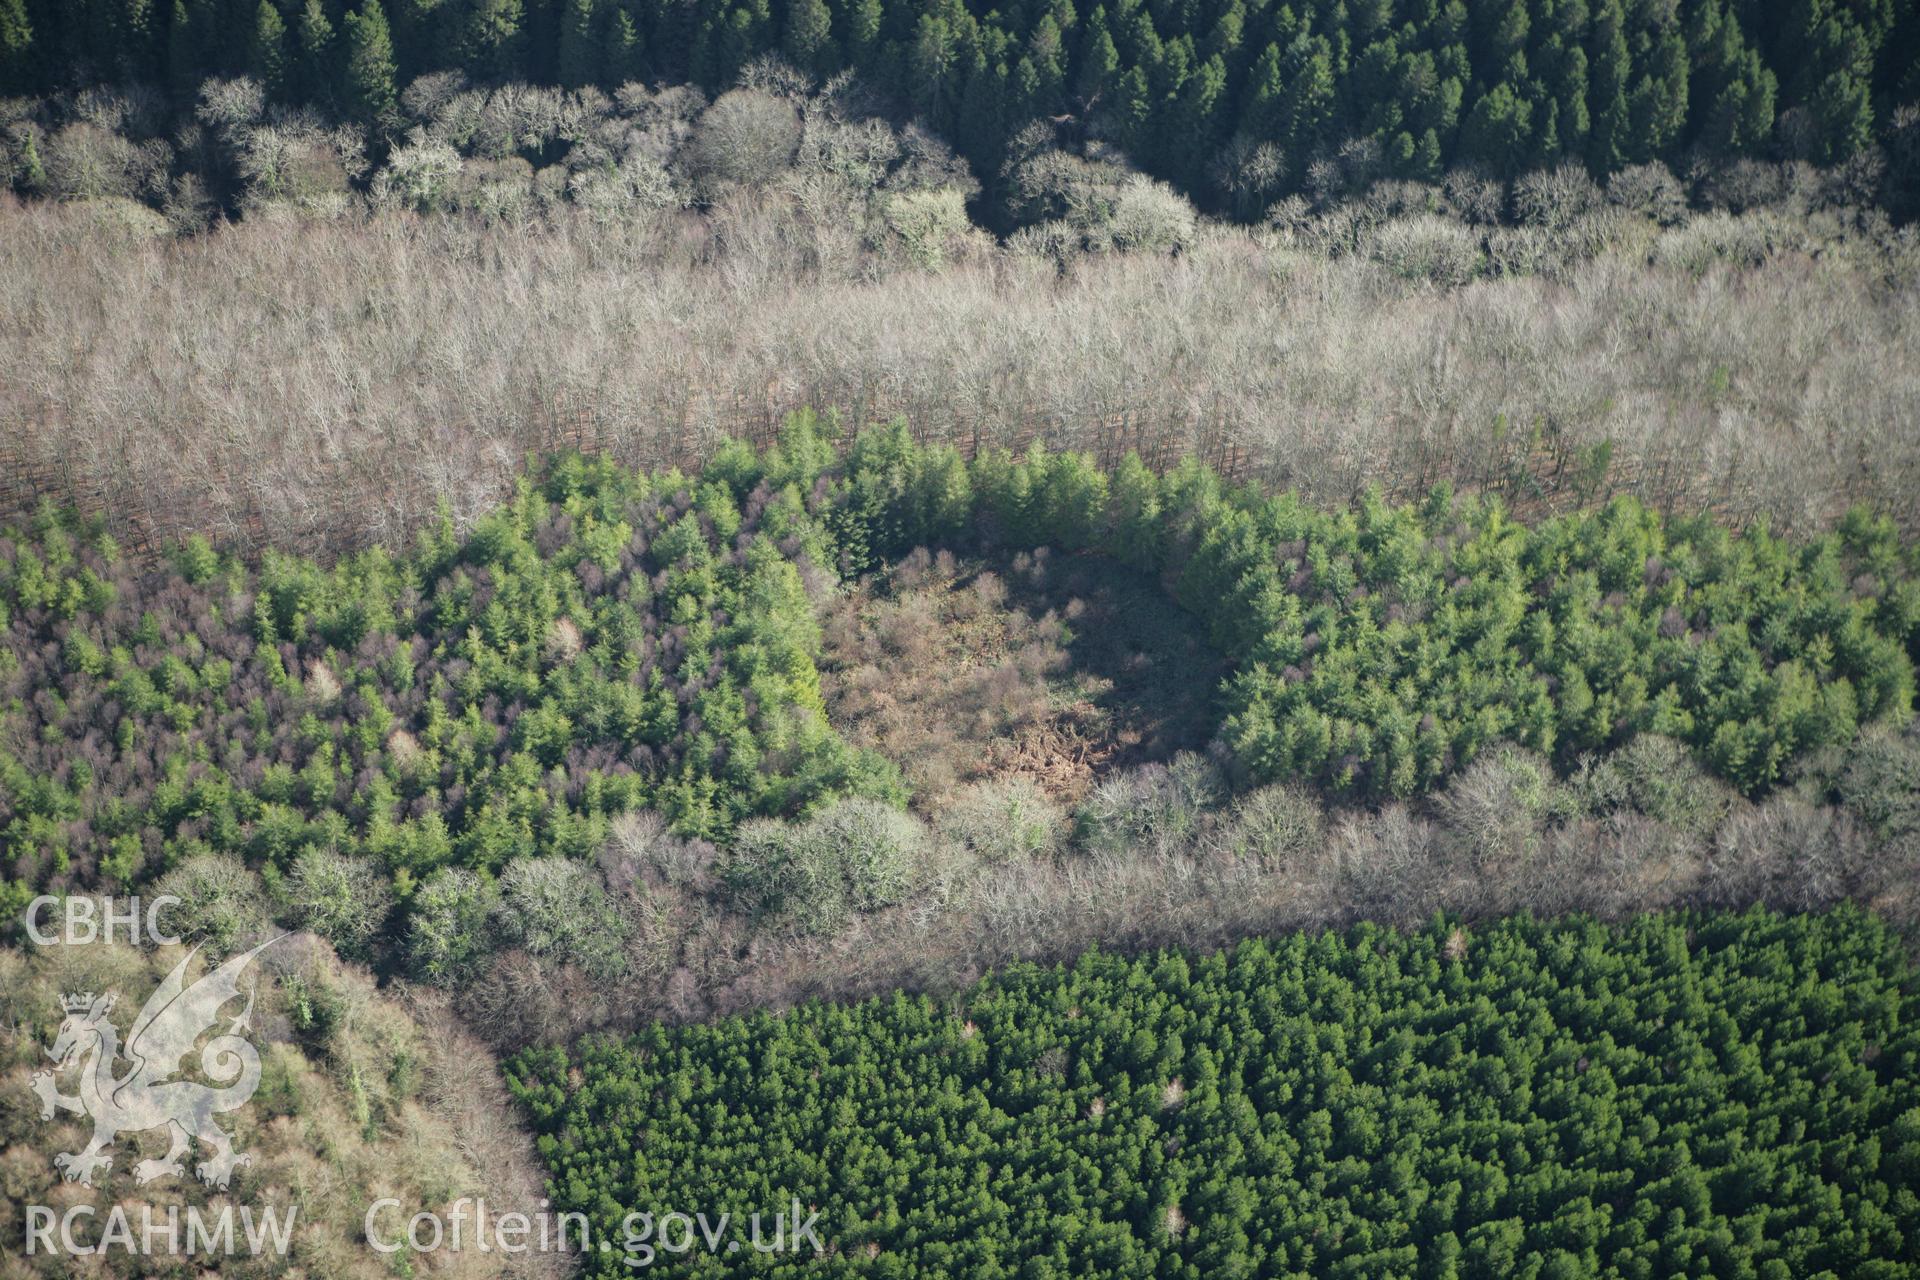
[{"xmin": 34, "ymin": 939, "xmax": 282, "ymax": 1191}]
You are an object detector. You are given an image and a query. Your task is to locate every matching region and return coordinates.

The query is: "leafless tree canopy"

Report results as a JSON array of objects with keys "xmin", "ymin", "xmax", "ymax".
[
  {"xmin": 447, "ymin": 726, "xmax": 1920, "ymax": 1049},
  {"xmin": 2, "ymin": 188, "xmax": 1915, "ymax": 561}
]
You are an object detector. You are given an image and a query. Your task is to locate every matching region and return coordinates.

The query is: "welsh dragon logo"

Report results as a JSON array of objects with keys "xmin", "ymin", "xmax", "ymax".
[{"xmin": 29, "ymin": 937, "xmax": 283, "ymax": 1190}]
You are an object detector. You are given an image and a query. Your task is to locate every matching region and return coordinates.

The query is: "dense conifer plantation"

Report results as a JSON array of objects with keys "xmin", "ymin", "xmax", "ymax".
[
  {"xmin": 0, "ymin": 438, "xmax": 904, "ymax": 923},
  {"xmin": 6, "ymin": 0, "xmax": 1915, "ymax": 210},
  {"xmin": 509, "ymin": 908, "xmax": 1920, "ymax": 1277},
  {"xmin": 2, "ymin": 4, "xmax": 1915, "ymax": 1267},
  {"xmin": 5, "ymin": 415, "xmax": 1916, "ymax": 925}
]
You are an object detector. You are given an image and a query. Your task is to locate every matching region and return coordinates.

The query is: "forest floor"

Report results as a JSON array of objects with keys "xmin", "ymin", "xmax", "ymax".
[{"xmin": 819, "ymin": 546, "xmax": 1222, "ymax": 808}]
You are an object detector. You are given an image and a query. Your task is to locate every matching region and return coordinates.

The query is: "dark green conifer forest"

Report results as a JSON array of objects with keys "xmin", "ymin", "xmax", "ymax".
[
  {"xmin": 2, "ymin": 0, "xmax": 1918, "ymax": 1260},
  {"xmin": 3, "ymin": 407, "xmax": 1919, "ymax": 1275},
  {"xmin": 5, "ymin": 0, "xmax": 1915, "ymax": 209},
  {"xmin": 509, "ymin": 908, "xmax": 1920, "ymax": 1277}
]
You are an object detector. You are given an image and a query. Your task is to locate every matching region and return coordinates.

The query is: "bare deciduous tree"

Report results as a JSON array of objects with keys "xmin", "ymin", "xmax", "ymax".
[
  {"xmin": 2, "ymin": 172, "xmax": 1916, "ymax": 560},
  {"xmin": 686, "ymin": 89, "xmax": 804, "ymax": 194}
]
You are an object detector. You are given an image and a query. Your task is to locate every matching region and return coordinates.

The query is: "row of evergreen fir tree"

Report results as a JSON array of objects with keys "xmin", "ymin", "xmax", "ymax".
[{"xmin": 3, "ymin": 0, "xmax": 1913, "ymax": 209}]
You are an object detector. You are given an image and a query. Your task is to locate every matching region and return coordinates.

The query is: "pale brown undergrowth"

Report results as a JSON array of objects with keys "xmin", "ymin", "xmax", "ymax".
[
  {"xmin": 819, "ymin": 546, "xmax": 1221, "ymax": 805},
  {"xmin": 0, "ymin": 935, "xmax": 560, "ymax": 1279}
]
